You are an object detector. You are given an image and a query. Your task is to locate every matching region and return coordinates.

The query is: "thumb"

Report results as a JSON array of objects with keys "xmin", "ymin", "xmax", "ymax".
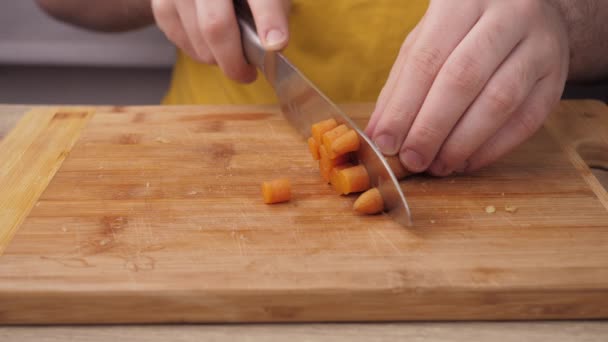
[{"xmin": 248, "ymin": 0, "xmax": 290, "ymax": 51}]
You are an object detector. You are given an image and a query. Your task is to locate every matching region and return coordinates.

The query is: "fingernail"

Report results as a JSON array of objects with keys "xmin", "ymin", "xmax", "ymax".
[
  {"xmin": 265, "ymin": 29, "xmax": 285, "ymax": 50},
  {"xmin": 374, "ymin": 135, "xmax": 398, "ymax": 155},
  {"xmin": 401, "ymin": 149, "xmax": 425, "ymax": 172}
]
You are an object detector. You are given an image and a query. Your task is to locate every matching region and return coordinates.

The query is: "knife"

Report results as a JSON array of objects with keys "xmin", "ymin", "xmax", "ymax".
[{"xmin": 233, "ymin": 1, "xmax": 412, "ymax": 226}]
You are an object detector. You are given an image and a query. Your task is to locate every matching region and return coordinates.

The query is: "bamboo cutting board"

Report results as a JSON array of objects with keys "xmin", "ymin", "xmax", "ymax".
[{"xmin": 0, "ymin": 101, "xmax": 607, "ymax": 324}]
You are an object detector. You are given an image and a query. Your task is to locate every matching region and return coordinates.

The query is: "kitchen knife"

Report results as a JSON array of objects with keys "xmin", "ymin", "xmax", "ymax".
[{"xmin": 233, "ymin": 1, "xmax": 412, "ymax": 226}]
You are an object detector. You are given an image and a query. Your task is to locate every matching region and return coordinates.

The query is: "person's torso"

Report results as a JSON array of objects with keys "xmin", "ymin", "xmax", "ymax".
[{"xmin": 163, "ymin": 0, "xmax": 428, "ymax": 105}]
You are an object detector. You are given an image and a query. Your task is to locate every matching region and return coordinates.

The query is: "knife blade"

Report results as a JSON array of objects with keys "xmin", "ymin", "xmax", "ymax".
[{"xmin": 234, "ymin": 3, "xmax": 412, "ymax": 226}]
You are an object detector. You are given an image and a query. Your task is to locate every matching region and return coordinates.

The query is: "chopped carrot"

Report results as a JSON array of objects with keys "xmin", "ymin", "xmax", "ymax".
[
  {"xmin": 334, "ymin": 165, "xmax": 371, "ymax": 195},
  {"xmin": 322, "ymin": 124, "xmax": 349, "ymax": 158},
  {"xmin": 353, "ymin": 188, "xmax": 384, "ymax": 214},
  {"xmin": 261, "ymin": 178, "xmax": 291, "ymax": 204},
  {"xmin": 329, "ymin": 163, "xmax": 354, "ymax": 188},
  {"xmin": 331, "ymin": 129, "xmax": 360, "ymax": 158},
  {"xmin": 311, "ymin": 118, "xmax": 338, "ymax": 145},
  {"xmin": 319, "ymin": 145, "xmax": 349, "ymax": 182},
  {"xmin": 307, "ymin": 137, "xmax": 320, "ymax": 160},
  {"xmin": 384, "ymin": 156, "xmax": 411, "ymax": 180}
]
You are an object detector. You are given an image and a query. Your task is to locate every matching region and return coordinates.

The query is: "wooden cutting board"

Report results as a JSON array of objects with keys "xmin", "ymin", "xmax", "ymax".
[{"xmin": 1, "ymin": 101, "xmax": 607, "ymax": 324}]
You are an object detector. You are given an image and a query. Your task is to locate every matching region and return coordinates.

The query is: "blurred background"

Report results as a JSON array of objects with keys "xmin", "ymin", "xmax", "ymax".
[
  {"xmin": 0, "ymin": 1, "xmax": 173, "ymax": 105},
  {"xmin": 0, "ymin": 1, "xmax": 606, "ymax": 105}
]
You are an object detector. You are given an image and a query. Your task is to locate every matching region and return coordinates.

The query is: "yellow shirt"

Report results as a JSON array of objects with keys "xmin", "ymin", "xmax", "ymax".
[{"xmin": 163, "ymin": 1, "xmax": 428, "ymax": 105}]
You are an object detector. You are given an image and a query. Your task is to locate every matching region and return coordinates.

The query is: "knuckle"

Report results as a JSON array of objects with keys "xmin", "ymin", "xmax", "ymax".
[
  {"xmin": 484, "ymin": 82, "xmax": 519, "ymax": 114},
  {"xmin": 223, "ymin": 63, "xmax": 251, "ymax": 81},
  {"xmin": 443, "ymin": 54, "xmax": 484, "ymax": 94},
  {"xmin": 382, "ymin": 102, "xmax": 416, "ymax": 130},
  {"xmin": 197, "ymin": 51, "xmax": 215, "ymax": 64},
  {"xmin": 408, "ymin": 46, "xmax": 443, "ymax": 79},
  {"xmin": 439, "ymin": 143, "xmax": 470, "ymax": 168},
  {"xmin": 410, "ymin": 124, "xmax": 443, "ymax": 147},
  {"xmin": 516, "ymin": 112, "xmax": 545, "ymax": 137},
  {"xmin": 201, "ymin": 15, "xmax": 231, "ymax": 41},
  {"xmin": 512, "ymin": 0, "xmax": 543, "ymax": 20},
  {"xmin": 151, "ymin": 0, "xmax": 171, "ymax": 16}
]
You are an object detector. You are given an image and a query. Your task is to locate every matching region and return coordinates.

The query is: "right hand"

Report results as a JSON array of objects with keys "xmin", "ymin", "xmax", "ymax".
[{"xmin": 152, "ymin": 0, "xmax": 290, "ymax": 83}]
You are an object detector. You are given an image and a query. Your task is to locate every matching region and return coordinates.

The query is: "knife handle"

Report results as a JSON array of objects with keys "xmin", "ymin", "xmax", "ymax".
[{"xmin": 233, "ymin": 0, "xmax": 277, "ymax": 85}]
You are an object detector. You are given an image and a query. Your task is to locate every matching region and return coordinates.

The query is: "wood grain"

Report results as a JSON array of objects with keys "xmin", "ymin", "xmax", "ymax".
[
  {"xmin": 0, "ymin": 107, "xmax": 93, "ymax": 254},
  {"xmin": 545, "ymin": 100, "xmax": 608, "ymax": 209},
  {"xmin": 0, "ymin": 103, "xmax": 607, "ymax": 324},
  {"xmin": 2, "ymin": 322, "xmax": 608, "ymax": 342}
]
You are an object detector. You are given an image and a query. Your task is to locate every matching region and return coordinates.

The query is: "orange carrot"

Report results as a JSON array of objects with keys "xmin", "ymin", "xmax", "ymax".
[
  {"xmin": 311, "ymin": 118, "xmax": 338, "ymax": 145},
  {"xmin": 307, "ymin": 137, "xmax": 320, "ymax": 160},
  {"xmin": 261, "ymin": 178, "xmax": 291, "ymax": 204},
  {"xmin": 331, "ymin": 129, "xmax": 360, "ymax": 158},
  {"xmin": 384, "ymin": 156, "xmax": 411, "ymax": 180},
  {"xmin": 319, "ymin": 145, "xmax": 349, "ymax": 182},
  {"xmin": 334, "ymin": 165, "xmax": 371, "ymax": 195},
  {"xmin": 322, "ymin": 124, "xmax": 349, "ymax": 158},
  {"xmin": 353, "ymin": 188, "xmax": 384, "ymax": 214},
  {"xmin": 329, "ymin": 163, "xmax": 354, "ymax": 188}
]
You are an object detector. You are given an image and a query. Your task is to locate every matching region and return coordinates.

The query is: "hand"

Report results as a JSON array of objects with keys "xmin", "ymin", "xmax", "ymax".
[
  {"xmin": 366, "ymin": 0, "xmax": 570, "ymax": 175},
  {"xmin": 152, "ymin": 0, "xmax": 290, "ymax": 83}
]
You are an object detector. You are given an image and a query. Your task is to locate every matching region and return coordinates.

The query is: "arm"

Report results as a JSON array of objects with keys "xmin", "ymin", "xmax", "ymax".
[
  {"xmin": 35, "ymin": 0, "xmax": 154, "ymax": 32},
  {"xmin": 36, "ymin": 0, "xmax": 290, "ymax": 83},
  {"xmin": 552, "ymin": 0, "xmax": 608, "ymax": 81}
]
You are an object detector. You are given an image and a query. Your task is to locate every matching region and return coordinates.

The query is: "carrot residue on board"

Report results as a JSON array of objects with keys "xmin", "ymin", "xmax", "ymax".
[{"xmin": 262, "ymin": 178, "xmax": 291, "ymax": 204}]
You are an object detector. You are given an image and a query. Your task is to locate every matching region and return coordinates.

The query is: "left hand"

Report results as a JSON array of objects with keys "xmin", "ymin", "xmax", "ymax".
[{"xmin": 365, "ymin": 0, "xmax": 570, "ymax": 175}]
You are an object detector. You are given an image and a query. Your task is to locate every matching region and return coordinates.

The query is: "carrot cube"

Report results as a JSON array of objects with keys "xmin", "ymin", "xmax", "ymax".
[{"xmin": 261, "ymin": 178, "xmax": 291, "ymax": 204}]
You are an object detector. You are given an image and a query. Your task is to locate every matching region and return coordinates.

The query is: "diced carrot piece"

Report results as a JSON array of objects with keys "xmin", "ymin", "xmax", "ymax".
[
  {"xmin": 329, "ymin": 163, "xmax": 354, "ymax": 189},
  {"xmin": 354, "ymin": 188, "xmax": 384, "ymax": 214},
  {"xmin": 335, "ymin": 165, "xmax": 371, "ymax": 195},
  {"xmin": 319, "ymin": 145, "xmax": 349, "ymax": 182},
  {"xmin": 307, "ymin": 137, "xmax": 320, "ymax": 160},
  {"xmin": 322, "ymin": 124, "xmax": 349, "ymax": 158},
  {"xmin": 384, "ymin": 156, "xmax": 411, "ymax": 180},
  {"xmin": 331, "ymin": 130, "xmax": 360, "ymax": 158},
  {"xmin": 311, "ymin": 118, "xmax": 338, "ymax": 145},
  {"xmin": 261, "ymin": 178, "xmax": 291, "ymax": 204}
]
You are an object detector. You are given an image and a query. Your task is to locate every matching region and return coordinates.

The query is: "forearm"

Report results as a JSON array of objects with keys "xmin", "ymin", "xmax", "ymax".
[
  {"xmin": 552, "ymin": 0, "xmax": 608, "ymax": 81},
  {"xmin": 36, "ymin": 0, "xmax": 154, "ymax": 32}
]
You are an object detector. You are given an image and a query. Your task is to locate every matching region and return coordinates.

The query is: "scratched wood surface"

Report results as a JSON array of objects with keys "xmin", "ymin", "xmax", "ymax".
[
  {"xmin": 0, "ymin": 102, "xmax": 607, "ymax": 324},
  {"xmin": 0, "ymin": 108, "xmax": 94, "ymax": 254}
]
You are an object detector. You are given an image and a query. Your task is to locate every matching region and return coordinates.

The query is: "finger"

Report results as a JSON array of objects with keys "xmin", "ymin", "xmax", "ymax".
[
  {"xmin": 370, "ymin": 1, "xmax": 483, "ymax": 156},
  {"xmin": 399, "ymin": 7, "xmax": 528, "ymax": 173},
  {"xmin": 428, "ymin": 37, "xmax": 549, "ymax": 176},
  {"xmin": 152, "ymin": 0, "xmax": 199, "ymax": 60},
  {"xmin": 196, "ymin": 0, "xmax": 257, "ymax": 83},
  {"xmin": 248, "ymin": 0, "xmax": 290, "ymax": 50},
  {"xmin": 365, "ymin": 14, "xmax": 425, "ymax": 136},
  {"xmin": 175, "ymin": 0, "xmax": 215, "ymax": 63},
  {"xmin": 465, "ymin": 73, "xmax": 565, "ymax": 172}
]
